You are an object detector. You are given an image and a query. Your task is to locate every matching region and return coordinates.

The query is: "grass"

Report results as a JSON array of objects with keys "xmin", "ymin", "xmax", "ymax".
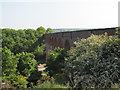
[{"xmin": 33, "ymin": 81, "xmax": 68, "ymax": 88}]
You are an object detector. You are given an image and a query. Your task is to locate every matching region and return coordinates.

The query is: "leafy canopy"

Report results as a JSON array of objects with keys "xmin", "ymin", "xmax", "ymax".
[{"xmin": 65, "ymin": 33, "xmax": 120, "ymax": 88}]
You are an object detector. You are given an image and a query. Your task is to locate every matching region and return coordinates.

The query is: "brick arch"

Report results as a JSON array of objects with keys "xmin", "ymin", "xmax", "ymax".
[
  {"xmin": 52, "ymin": 37, "xmax": 57, "ymax": 48},
  {"xmin": 45, "ymin": 27, "xmax": 116, "ymax": 60},
  {"xmin": 64, "ymin": 39, "xmax": 70, "ymax": 49},
  {"xmin": 57, "ymin": 38, "xmax": 63, "ymax": 48}
]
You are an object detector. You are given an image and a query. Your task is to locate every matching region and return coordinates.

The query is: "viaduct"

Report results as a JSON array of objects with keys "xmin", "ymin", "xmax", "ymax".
[{"xmin": 45, "ymin": 27, "xmax": 116, "ymax": 59}]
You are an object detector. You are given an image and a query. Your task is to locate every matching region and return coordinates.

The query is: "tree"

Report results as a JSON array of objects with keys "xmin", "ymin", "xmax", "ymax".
[
  {"xmin": 33, "ymin": 45, "xmax": 45, "ymax": 62},
  {"xmin": 46, "ymin": 28, "xmax": 54, "ymax": 34},
  {"xmin": 2, "ymin": 26, "xmax": 54, "ymax": 88},
  {"xmin": 2, "ymin": 47, "xmax": 18, "ymax": 76},
  {"xmin": 65, "ymin": 33, "xmax": 120, "ymax": 88},
  {"xmin": 36, "ymin": 26, "xmax": 46, "ymax": 37},
  {"xmin": 47, "ymin": 47, "xmax": 67, "ymax": 76},
  {"xmin": 16, "ymin": 52, "xmax": 37, "ymax": 77}
]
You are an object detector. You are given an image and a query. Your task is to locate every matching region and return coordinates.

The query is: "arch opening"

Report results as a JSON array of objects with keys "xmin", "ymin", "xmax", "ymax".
[{"xmin": 64, "ymin": 40, "xmax": 70, "ymax": 49}]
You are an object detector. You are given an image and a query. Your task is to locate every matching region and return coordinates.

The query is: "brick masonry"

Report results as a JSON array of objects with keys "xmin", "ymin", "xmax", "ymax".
[{"xmin": 44, "ymin": 27, "xmax": 116, "ymax": 60}]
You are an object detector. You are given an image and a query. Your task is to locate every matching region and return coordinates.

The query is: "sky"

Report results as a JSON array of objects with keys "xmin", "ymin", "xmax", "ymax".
[{"xmin": 0, "ymin": 0, "xmax": 119, "ymax": 29}]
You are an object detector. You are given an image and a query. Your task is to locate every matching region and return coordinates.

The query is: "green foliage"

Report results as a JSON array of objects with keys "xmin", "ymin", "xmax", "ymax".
[
  {"xmin": 34, "ymin": 81, "xmax": 67, "ymax": 88},
  {"xmin": 36, "ymin": 26, "xmax": 46, "ymax": 36},
  {"xmin": 2, "ymin": 47, "xmax": 18, "ymax": 76},
  {"xmin": 111, "ymin": 83, "xmax": 120, "ymax": 88},
  {"xmin": 116, "ymin": 27, "xmax": 120, "ymax": 38},
  {"xmin": 36, "ymin": 71, "xmax": 53, "ymax": 85},
  {"xmin": 28, "ymin": 70, "xmax": 41, "ymax": 84},
  {"xmin": 47, "ymin": 48, "xmax": 68, "ymax": 85},
  {"xmin": 53, "ymin": 73, "xmax": 67, "ymax": 85},
  {"xmin": 46, "ymin": 28, "xmax": 54, "ymax": 34},
  {"xmin": 2, "ymin": 26, "xmax": 54, "ymax": 88},
  {"xmin": 33, "ymin": 45, "xmax": 45, "ymax": 62},
  {"xmin": 13, "ymin": 76, "xmax": 28, "ymax": 88},
  {"xmin": 16, "ymin": 52, "xmax": 37, "ymax": 77},
  {"xmin": 65, "ymin": 33, "xmax": 120, "ymax": 88},
  {"xmin": 2, "ymin": 75, "xmax": 29, "ymax": 88},
  {"xmin": 3, "ymin": 26, "xmax": 119, "ymax": 88},
  {"xmin": 2, "ymin": 27, "xmax": 54, "ymax": 54},
  {"xmin": 47, "ymin": 47, "xmax": 67, "ymax": 76},
  {"xmin": 2, "ymin": 49, "xmax": 37, "ymax": 88}
]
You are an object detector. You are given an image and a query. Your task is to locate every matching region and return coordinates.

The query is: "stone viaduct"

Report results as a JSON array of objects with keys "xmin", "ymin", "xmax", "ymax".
[{"xmin": 45, "ymin": 27, "xmax": 116, "ymax": 59}]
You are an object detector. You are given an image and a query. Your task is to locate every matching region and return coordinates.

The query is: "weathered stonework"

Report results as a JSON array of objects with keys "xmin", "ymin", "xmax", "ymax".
[{"xmin": 45, "ymin": 27, "xmax": 116, "ymax": 60}]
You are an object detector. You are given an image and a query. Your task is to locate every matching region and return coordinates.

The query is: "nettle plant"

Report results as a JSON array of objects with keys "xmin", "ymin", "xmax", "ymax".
[{"xmin": 65, "ymin": 32, "xmax": 120, "ymax": 88}]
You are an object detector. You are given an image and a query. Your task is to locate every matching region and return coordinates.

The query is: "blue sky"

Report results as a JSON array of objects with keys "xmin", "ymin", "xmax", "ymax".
[{"xmin": 0, "ymin": 0, "xmax": 119, "ymax": 29}]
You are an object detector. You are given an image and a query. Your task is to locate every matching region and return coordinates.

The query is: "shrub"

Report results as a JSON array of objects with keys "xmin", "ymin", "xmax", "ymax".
[
  {"xmin": 65, "ymin": 33, "xmax": 120, "ymax": 88},
  {"xmin": 2, "ymin": 47, "xmax": 18, "ymax": 76},
  {"xmin": 13, "ymin": 76, "xmax": 28, "ymax": 88},
  {"xmin": 2, "ymin": 75, "xmax": 28, "ymax": 88},
  {"xmin": 16, "ymin": 52, "xmax": 37, "ymax": 77},
  {"xmin": 47, "ymin": 47, "xmax": 67, "ymax": 76},
  {"xmin": 33, "ymin": 81, "xmax": 67, "ymax": 88},
  {"xmin": 47, "ymin": 47, "xmax": 68, "ymax": 85}
]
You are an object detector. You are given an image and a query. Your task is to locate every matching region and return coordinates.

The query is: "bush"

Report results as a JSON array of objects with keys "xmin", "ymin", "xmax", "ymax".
[
  {"xmin": 33, "ymin": 71, "xmax": 68, "ymax": 88},
  {"xmin": 47, "ymin": 47, "xmax": 67, "ymax": 76},
  {"xmin": 46, "ymin": 47, "xmax": 68, "ymax": 85},
  {"xmin": 2, "ymin": 27, "xmax": 54, "ymax": 88},
  {"xmin": 33, "ymin": 81, "xmax": 67, "ymax": 88},
  {"xmin": 111, "ymin": 83, "xmax": 120, "ymax": 88},
  {"xmin": 2, "ymin": 47, "xmax": 18, "ymax": 76},
  {"xmin": 36, "ymin": 71, "xmax": 53, "ymax": 85},
  {"xmin": 13, "ymin": 76, "xmax": 28, "ymax": 88},
  {"xmin": 2, "ymin": 75, "xmax": 28, "ymax": 88},
  {"xmin": 16, "ymin": 52, "xmax": 37, "ymax": 77},
  {"xmin": 65, "ymin": 33, "xmax": 120, "ymax": 88}
]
